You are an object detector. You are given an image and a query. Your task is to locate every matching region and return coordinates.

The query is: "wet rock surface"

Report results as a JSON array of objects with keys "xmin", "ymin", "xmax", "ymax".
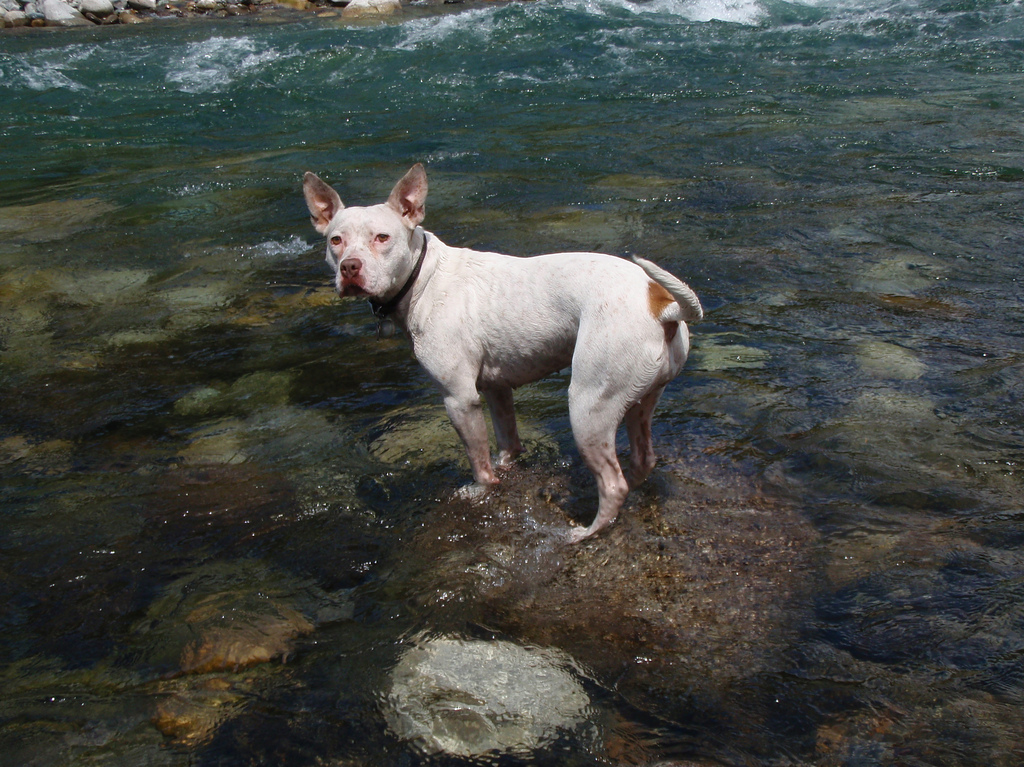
[
  {"xmin": 383, "ymin": 455, "xmax": 818, "ymax": 755},
  {"xmin": 385, "ymin": 636, "xmax": 591, "ymax": 756},
  {"xmin": 152, "ymin": 676, "xmax": 250, "ymax": 747},
  {"xmin": 130, "ymin": 561, "xmax": 319, "ymax": 676}
]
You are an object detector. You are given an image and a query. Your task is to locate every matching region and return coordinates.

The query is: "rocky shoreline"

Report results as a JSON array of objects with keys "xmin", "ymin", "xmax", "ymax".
[{"xmin": 1, "ymin": 0, "xmax": 420, "ymax": 28}]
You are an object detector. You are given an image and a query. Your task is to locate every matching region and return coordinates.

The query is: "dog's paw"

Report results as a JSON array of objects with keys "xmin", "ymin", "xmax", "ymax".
[{"xmin": 565, "ymin": 525, "xmax": 593, "ymax": 544}]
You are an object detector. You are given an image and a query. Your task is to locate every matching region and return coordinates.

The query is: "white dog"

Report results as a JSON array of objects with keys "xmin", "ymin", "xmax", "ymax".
[{"xmin": 304, "ymin": 164, "xmax": 702, "ymax": 541}]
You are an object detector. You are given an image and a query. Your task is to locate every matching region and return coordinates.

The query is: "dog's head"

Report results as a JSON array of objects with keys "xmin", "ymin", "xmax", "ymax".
[{"xmin": 303, "ymin": 164, "xmax": 427, "ymax": 299}]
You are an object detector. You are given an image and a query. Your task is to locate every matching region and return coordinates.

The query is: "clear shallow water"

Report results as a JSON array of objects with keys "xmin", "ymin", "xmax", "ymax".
[{"xmin": 1, "ymin": 0, "xmax": 1023, "ymax": 763}]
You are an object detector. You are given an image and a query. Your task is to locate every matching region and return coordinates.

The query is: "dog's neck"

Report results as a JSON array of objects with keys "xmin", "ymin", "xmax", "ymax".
[{"xmin": 369, "ymin": 227, "xmax": 428, "ymax": 326}]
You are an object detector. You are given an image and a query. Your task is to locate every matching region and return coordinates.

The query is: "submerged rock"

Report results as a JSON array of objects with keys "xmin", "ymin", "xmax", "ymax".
[
  {"xmin": 152, "ymin": 676, "xmax": 248, "ymax": 746},
  {"xmin": 174, "ymin": 370, "xmax": 294, "ymax": 418},
  {"xmin": 531, "ymin": 206, "xmax": 640, "ymax": 253},
  {"xmin": 385, "ymin": 637, "xmax": 590, "ymax": 757},
  {"xmin": 369, "ymin": 401, "xmax": 557, "ymax": 471},
  {"xmin": 855, "ymin": 339, "xmax": 926, "ymax": 380},
  {"xmin": 387, "ymin": 455, "xmax": 816, "ymax": 747},
  {"xmin": 159, "ymin": 283, "xmax": 233, "ymax": 328},
  {"xmin": 178, "ymin": 598, "xmax": 313, "ymax": 674},
  {"xmin": 692, "ymin": 335, "xmax": 770, "ymax": 371},
  {"xmin": 854, "ymin": 254, "xmax": 945, "ymax": 297},
  {"xmin": 132, "ymin": 560, "xmax": 318, "ymax": 677},
  {"xmin": 180, "ymin": 418, "xmax": 248, "ymax": 465},
  {"xmin": 0, "ymin": 199, "xmax": 118, "ymax": 242},
  {"xmin": 0, "ymin": 435, "xmax": 73, "ymax": 475}
]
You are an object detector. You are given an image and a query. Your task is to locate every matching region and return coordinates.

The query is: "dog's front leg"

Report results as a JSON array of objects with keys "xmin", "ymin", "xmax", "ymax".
[
  {"xmin": 443, "ymin": 391, "xmax": 499, "ymax": 491},
  {"xmin": 483, "ymin": 385, "xmax": 523, "ymax": 468}
]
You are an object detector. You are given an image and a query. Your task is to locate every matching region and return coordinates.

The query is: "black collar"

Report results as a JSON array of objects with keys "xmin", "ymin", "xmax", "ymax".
[{"xmin": 369, "ymin": 230, "xmax": 428, "ymax": 320}]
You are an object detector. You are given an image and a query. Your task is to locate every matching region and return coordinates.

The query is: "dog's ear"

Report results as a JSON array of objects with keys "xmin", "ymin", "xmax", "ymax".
[
  {"xmin": 303, "ymin": 172, "xmax": 344, "ymax": 235},
  {"xmin": 387, "ymin": 163, "xmax": 428, "ymax": 228}
]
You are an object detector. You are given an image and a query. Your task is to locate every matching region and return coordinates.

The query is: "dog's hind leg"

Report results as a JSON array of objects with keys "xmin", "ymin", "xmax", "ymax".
[
  {"xmin": 566, "ymin": 389, "xmax": 630, "ymax": 542},
  {"xmin": 483, "ymin": 385, "xmax": 523, "ymax": 468},
  {"xmin": 624, "ymin": 384, "xmax": 665, "ymax": 489}
]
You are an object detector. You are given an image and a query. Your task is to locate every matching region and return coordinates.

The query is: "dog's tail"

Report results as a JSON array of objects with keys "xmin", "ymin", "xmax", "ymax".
[{"xmin": 632, "ymin": 255, "xmax": 704, "ymax": 323}]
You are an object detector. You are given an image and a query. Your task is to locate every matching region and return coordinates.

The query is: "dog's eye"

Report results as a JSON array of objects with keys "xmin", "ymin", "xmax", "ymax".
[
  {"xmin": 330, "ymin": 235, "xmax": 342, "ymax": 246},
  {"xmin": 375, "ymin": 233, "xmax": 390, "ymax": 244}
]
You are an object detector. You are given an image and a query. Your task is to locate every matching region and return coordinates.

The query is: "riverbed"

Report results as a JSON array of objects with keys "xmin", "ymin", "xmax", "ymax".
[{"xmin": 2, "ymin": 0, "xmax": 1023, "ymax": 763}]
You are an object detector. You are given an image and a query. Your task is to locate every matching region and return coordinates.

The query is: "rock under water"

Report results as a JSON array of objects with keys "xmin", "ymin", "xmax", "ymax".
[{"xmin": 384, "ymin": 636, "xmax": 591, "ymax": 757}]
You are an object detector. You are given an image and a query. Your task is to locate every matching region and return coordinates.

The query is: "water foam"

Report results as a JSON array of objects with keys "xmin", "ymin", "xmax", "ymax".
[
  {"xmin": 565, "ymin": 0, "xmax": 765, "ymax": 25},
  {"xmin": 0, "ymin": 44, "xmax": 98, "ymax": 92},
  {"xmin": 248, "ymin": 236, "xmax": 312, "ymax": 260},
  {"xmin": 395, "ymin": 5, "xmax": 502, "ymax": 50},
  {"xmin": 680, "ymin": 0, "xmax": 765, "ymax": 24},
  {"xmin": 165, "ymin": 35, "xmax": 285, "ymax": 94}
]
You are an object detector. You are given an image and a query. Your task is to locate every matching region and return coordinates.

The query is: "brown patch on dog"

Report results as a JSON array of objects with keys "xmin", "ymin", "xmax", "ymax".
[{"xmin": 647, "ymin": 281, "xmax": 675, "ymax": 320}]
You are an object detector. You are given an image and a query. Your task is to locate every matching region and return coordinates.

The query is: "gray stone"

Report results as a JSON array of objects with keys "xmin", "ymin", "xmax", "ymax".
[
  {"xmin": 126, "ymin": 0, "xmax": 155, "ymax": 10},
  {"xmin": 41, "ymin": 0, "xmax": 92, "ymax": 23},
  {"xmin": 81, "ymin": 0, "xmax": 115, "ymax": 15},
  {"xmin": 385, "ymin": 637, "xmax": 589, "ymax": 756},
  {"xmin": 3, "ymin": 8, "xmax": 28, "ymax": 23}
]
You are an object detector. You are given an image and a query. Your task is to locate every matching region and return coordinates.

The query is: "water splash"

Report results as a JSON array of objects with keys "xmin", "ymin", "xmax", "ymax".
[
  {"xmin": 165, "ymin": 35, "xmax": 288, "ymax": 94},
  {"xmin": 0, "ymin": 44, "xmax": 99, "ymax": 92}
]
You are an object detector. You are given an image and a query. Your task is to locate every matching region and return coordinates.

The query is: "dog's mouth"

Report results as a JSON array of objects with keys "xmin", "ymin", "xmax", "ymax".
[{"xmin": 339, "ymin": 283, "xmax": 369, "ymax": 298}]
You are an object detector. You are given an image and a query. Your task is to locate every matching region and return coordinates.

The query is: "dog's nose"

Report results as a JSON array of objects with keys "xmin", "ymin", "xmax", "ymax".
[{"xmin": 339, "ymin": 258, "xmax": 362, "ymax": 280}]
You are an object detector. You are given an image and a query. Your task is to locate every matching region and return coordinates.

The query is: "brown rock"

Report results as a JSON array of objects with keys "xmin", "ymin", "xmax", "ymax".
[
  {"xmin": 152, "ymin": 677, "xmax": 246, "ymax": 746},
  {"xmin": 179, "ymin": 599, "xmax": 314, "ymax": 674}
]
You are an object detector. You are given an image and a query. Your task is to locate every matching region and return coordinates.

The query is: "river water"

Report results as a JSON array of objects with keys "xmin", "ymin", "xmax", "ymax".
[{"xmin": 1, "ymin": 0, "xmax": 1023, "ymax": 763}]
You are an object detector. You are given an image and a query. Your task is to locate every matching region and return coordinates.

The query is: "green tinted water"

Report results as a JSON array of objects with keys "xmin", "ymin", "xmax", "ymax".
[{"xmin": 1, "ymin": 0, "xmax": 1023, "ymax": 763}]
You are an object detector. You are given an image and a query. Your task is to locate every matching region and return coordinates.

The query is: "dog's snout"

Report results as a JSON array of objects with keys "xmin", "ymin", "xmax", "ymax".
[{"xmin": 339, "ymin": 258, "xmax": 362, "ymax": 280}]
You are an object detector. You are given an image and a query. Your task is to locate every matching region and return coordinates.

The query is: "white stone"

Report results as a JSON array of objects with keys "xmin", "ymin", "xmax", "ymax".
[{"xmin": 341, "ymin": 0, "xmax": 400, "ymax": 17}]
